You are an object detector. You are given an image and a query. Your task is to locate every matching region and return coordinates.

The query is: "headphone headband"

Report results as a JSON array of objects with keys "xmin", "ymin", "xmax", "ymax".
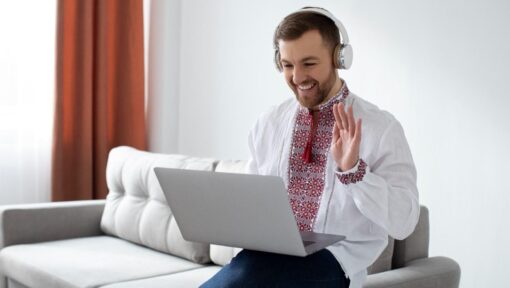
[{"xmin": 295, "ymin": 7, "xmax": 350, "ymax": 46}]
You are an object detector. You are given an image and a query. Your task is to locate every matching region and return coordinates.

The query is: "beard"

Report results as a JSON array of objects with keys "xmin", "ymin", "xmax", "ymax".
[{"xmin": 291, "ymin": 69, "xmax": 338, "ymax": 109}]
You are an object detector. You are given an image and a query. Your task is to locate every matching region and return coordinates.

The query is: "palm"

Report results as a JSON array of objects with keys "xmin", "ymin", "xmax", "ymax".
[{"xmin": 332, "ymin": 103, "xmax": 362, "ymax": 172}]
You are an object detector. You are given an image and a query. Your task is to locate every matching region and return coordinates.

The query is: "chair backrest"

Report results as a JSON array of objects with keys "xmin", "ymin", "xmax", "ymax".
[
  {"xmin": 367, "ymin": 236, "xmax": 394, "ymax": 274},
  {"xmin": 392, "ymin": 205, "xmax": 429, "ymax": 269},
  {"xmin": 367, "ymin": 206, "xmax": 429, "ymax": 274}
]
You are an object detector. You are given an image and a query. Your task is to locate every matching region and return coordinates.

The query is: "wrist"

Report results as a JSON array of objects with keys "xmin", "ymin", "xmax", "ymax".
[
  {"xmin": 336, "ymin": 158, "xmax": 367, "ymax": 185},
  {"xmin": 337, "ymin": 158, "xmax": 359, "ymax": 172}
]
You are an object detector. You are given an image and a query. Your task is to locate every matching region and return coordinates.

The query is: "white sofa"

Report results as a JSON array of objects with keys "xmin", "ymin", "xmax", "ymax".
[{"xmin": 0, "ymin": 146, "xmax": 460, "ymax": 288}]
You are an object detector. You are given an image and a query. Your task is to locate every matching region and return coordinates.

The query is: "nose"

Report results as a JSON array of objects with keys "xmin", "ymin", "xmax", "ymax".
[{"xmin": 292, "ymin": 66, "xmax": 307, "ymax": 85}]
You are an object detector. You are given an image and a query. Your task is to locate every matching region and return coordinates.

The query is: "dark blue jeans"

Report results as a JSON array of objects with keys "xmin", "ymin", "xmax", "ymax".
[{"xmin": 200, "ymin": 249, "xmax": 350, "ymax": 288}]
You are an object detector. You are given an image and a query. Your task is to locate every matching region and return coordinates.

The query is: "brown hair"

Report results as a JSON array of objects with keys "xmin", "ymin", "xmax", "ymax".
[{"xmin": 273, "ymin": 9, "xmax": 340, "ymax": 51}]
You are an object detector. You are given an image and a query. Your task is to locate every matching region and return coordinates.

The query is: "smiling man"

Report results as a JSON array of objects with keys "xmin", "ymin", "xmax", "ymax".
[{"xmin": 201, "ymin": 7, "xmax": 419, "ymax": 288}]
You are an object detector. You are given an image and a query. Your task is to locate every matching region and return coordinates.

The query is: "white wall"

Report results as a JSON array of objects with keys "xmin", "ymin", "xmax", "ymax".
[{"xmin": 148, "ymin": 0, "xmax": 510, "ymax": 287}]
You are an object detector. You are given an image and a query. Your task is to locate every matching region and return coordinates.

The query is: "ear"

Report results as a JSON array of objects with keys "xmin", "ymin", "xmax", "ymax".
[{"xmin": 274, "ymin": 49, "xmax": 283, "ymax": 72}]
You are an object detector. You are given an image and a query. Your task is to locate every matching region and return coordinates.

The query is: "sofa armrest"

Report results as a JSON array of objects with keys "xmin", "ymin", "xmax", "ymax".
[
  {"xmin": 363, "ymin": 256, "xmax": 461, "ymax": 288},
  {"xmin": 0, "ymin": 200, "xmax": 106, "ymax": 248}
]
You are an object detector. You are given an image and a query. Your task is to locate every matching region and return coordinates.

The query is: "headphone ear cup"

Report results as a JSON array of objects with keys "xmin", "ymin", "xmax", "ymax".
[
  {"xmin": 335, "ymin": 44, "xmax": 353, "ymax": 70},
  {"xmin": 274, "ymin": 49, "xmax": 283, "ymax": 72}
]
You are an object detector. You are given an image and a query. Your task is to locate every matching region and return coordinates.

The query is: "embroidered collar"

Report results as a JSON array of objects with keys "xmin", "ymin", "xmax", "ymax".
[{"xmin": 297, "ymin": 80, "xmax": 350, "ymax": 163}]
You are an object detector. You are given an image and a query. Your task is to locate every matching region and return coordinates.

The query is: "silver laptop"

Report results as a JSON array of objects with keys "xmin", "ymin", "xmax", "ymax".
[{"xmin": 154, "ymin": 167, "xmax": 345, "ymax": 257}]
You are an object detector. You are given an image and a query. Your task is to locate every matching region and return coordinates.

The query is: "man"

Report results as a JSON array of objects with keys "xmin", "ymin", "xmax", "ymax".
[{"xmin": 201, "ymin": 7, "xmax": 419, "ymax": 288}]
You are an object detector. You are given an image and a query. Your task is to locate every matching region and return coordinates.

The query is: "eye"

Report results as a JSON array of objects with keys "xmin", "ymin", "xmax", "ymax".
[
  {"xmin": 304, "ymin": 63, "xmax": 316, "ymax": 67},
  {"xmin": 283, "ymin": 64, "xmax": 293, "ymax": 69}
]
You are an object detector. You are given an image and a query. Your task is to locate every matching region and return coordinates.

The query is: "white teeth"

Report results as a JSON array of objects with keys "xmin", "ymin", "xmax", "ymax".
[{"xmin": 298, "ymin": 83, "xmax": 315, "ymax": 90}]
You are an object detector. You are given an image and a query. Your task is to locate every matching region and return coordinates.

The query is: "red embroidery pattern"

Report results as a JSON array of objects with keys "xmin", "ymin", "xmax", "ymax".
[
  {"xmin": 288, "ymin": 85, "xmax": 349, "ymax": 231},
  {"xmin": 337, "ymin": 159, "xmax": 367, "ymax": 185}
]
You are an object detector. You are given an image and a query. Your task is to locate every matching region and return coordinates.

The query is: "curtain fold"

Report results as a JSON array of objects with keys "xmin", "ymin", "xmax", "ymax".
[{"xmin": 52, "ymin": 0, "xmax": 146, "ymax": 201}]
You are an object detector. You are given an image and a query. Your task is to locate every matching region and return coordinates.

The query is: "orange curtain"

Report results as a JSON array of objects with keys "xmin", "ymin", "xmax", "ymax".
[{"xmin": 52, "ymin": 0, "xmax": 146, "ymax": 201}]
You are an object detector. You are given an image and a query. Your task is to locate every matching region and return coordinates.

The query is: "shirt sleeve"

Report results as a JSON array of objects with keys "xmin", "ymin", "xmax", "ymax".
[{"xmin": 337, "ymin": 120, "xmax": 419, "ymax": 240}]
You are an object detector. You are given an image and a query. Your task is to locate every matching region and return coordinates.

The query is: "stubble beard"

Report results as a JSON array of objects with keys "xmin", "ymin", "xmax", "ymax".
[{"xmin": 292, "ymin": 69, "xmax": 338, "ymax": 109}]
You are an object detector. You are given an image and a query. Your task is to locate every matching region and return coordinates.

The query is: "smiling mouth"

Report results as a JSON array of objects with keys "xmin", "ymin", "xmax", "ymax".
[{"xmin": 297, "ymin": 82, "xmax": 316, "ymax": 91}]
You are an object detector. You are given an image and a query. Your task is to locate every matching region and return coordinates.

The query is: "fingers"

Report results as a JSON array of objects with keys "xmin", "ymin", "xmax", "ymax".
[
  {"xmin": 333, "ymin": 104, "xmax": 344, "ymax": 130},
  {"xmin": 354, "ymin": 118, "xmax": 362, "ymax": 145},
  {"xmin": 332, "ymin": 122, "xmax": 340, "ymax": 143},
  {"xmin": 335, "ymin": 103, "xmax": 351, "ymax": 134},
  {"xmin": 333, "ymin": 103, "xmax": 361, "ymax": 140},
  {"xmin": 348, "ymin": 105, "xmax": 355, "ymax": 137},
  {"xmin": 337, "ymin": 103, "xmax": 348, "ymax": 132}
]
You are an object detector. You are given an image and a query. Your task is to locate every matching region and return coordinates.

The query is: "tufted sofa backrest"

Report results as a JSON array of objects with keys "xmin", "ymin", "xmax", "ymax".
[{"xmin": 100, "ymin": 146, "xmax": 216, "ymax": 264}]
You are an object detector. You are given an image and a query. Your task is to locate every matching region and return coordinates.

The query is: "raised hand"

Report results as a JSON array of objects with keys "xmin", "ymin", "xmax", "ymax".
[{"xmin": 332, "ymin": 103, "xmax": 362, "ymax": 172}]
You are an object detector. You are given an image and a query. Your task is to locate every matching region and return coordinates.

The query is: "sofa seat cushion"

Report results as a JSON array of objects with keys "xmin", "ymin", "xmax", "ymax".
[
  {"xmin": 99, "ymin": 266, "xmax": 221, "ymax": 288},
  {"xmin": 0, "ymin": 236, "xmax": 204, "ymax": 288}
]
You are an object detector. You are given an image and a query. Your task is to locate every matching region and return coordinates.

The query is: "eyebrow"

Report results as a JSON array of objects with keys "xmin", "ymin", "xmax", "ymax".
[{"xmin": 281, "ymin": 56, "xmax": 320, "ymax": 64}]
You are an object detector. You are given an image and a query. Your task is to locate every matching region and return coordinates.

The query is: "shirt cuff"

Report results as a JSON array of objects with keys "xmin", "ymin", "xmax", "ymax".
[{"xmin": 335, "ymin": 159, "xmax": 367, "ymax": 185}]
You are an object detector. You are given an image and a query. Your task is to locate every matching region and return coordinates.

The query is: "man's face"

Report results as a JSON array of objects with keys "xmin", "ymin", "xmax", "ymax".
[{"xmin": 278, "ymin": 29, "xmax": 338, "ymax": 109}]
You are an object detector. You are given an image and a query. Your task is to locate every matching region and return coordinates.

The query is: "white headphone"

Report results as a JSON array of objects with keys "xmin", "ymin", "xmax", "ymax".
[{"xmin": 274, "ymin": 7, "xmax": 353, "ymax": 71}]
